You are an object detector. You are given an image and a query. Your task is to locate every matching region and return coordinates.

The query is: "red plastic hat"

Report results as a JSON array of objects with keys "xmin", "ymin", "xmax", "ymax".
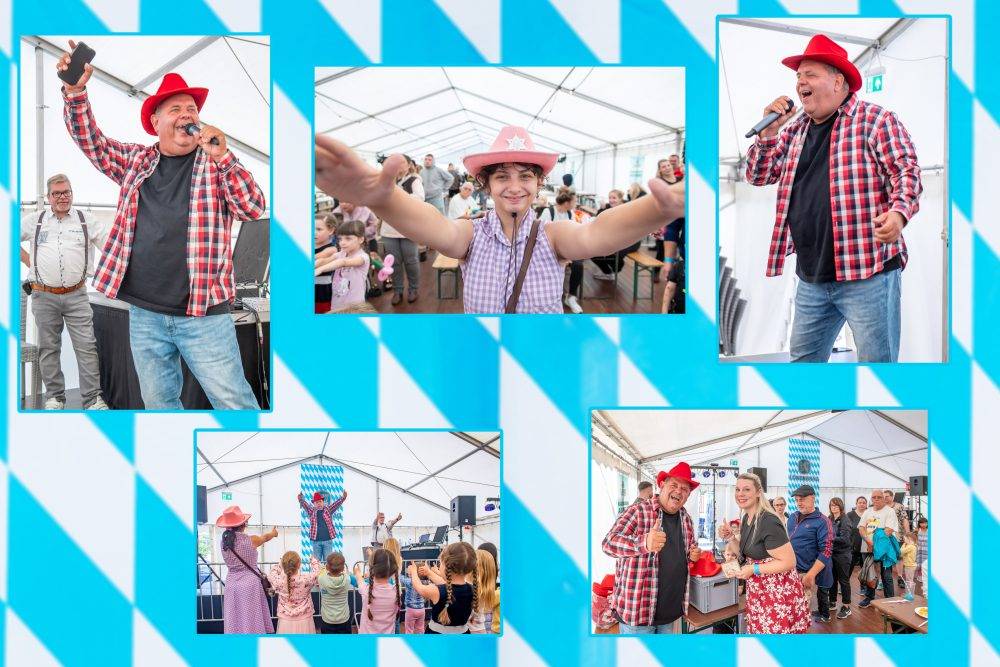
[
  {"xmin": 215, "ymin": 505, "xmax": 251, "ymax": 528},
  {"xmin": 463, "ymin": 126, "xmax": 559, "ymax": 176},
  {"xmin": 688, "ymin": 551, "xmax": 722, "ymax": 577},
  {"xmin": 592, "ymin": 574, "xmax": 615, "ymax": 597},
  {"xmin": 781, "ymin": 34, "xmax": 862, "ymax": 92},
  {"xmin": 313, "ymin": 491, "xmax": 325, "ymax": 502},
  {"xmin": 656, "ymin": 462, "xmax": 699, "ymax": 491},
  {"xmin": 140, "ymin": 72, "xmax": 209, "ymax": 136}
]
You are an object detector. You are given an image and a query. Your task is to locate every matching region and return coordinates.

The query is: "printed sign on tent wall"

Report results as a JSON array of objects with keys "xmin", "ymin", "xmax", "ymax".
[
  {"xmin": 300, "ymin": 463, "xmax": 345, "ymax": 566},
  {"xmin": 787, "ymin": 437, "xmax": 821, "ymax": 509}
]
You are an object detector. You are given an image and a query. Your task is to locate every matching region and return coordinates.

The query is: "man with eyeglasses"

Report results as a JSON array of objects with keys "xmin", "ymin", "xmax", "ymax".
[
  {"xmin": 857, "ymin": 490, "xmax": 899, "ymax": 608},
  {"xmin": 19, "ymin": 173, "xmax": 110, "ymax": 409}
]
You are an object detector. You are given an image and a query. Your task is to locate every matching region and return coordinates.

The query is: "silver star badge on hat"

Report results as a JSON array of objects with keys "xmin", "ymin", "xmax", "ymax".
[{"xmin": 507, "ymin": 134, "xmax": 527, "ymax": 150}]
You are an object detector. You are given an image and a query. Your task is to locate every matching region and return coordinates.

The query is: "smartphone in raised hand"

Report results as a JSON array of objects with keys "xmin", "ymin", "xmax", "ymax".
[{"xmin": 58, "ymin": 41, "xmax": 96, "ymax": 86}]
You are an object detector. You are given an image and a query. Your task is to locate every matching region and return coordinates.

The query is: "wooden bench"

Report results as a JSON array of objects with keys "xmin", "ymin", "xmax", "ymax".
[
  {"xmin": 432, "ymin": 254, "xmax": 461, "ymax": 299},
  {"xmin": 626, "ymin": 251, "xmax": 665, "ymax": 300}
]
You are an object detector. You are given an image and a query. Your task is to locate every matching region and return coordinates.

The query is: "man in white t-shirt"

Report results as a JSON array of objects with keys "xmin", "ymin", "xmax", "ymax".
[
  {"xmin": 447, "ymin": 182, "xmax": 482, "ymax": 220},
  {"xmin": 857, "ymin": 489, "xmax": 899, "ymax": 606},
  {"xmin": 20, "ymin": 174, "xmax": 110, "ymax": 410}
]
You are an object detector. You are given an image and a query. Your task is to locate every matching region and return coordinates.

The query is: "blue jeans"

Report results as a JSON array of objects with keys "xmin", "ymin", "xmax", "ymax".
[
  {"xmin": 426, "ymin": 194, "xmax": 445, "ymax": 214},
  {"xmin": 620, "ymin": 620, "xmax": 680, "ymax": 634},
  {"xmin": 312, "ymin": 539, "xmax": 334, "ymax": 562},
  {"xmin": 127, "ymin": 305, "xmax": 260, "ymax": 410},
  {"xmin": 790, "ymin": 269, "xmax": 901, "ymax": 362}
]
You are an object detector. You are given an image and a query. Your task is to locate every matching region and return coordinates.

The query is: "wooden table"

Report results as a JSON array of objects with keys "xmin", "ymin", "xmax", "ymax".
[
  {"xmin": 432, "ymin": 254, "xmax": 461, "ymax": 299},
  {"xmin": 682, "ymin": 596, "xmax": 745, "ymax": 634},
  {"xmin": 871, "ymin": 596, "xmax": 928, "ymax": 634}
]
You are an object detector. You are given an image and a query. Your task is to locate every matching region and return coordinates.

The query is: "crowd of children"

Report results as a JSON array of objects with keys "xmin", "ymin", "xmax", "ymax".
[{"xmin": 262, "ymin": 540, "xmax": 500, "ymax": 635}]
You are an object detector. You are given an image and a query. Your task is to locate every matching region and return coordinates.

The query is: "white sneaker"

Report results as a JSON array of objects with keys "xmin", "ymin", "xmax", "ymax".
[
  {"xmin": 86, "ymin": 396, "xmax": 109, "ymax": 410},
  {"xmin": 44, "ymin": 397, "xmax": 65, "ymax": 410},
  {"xmin": 593, "ymin": 272, "xmax": 615, "ymax": 282},
  {"xmin": 564, "ymin": 294, "xmax": 583, "ymax": 314}
]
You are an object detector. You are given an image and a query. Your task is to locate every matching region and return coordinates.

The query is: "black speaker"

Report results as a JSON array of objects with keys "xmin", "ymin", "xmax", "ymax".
[
  {"xmin": 450, "ymin": 495, "xmax": 476, "ymax": 528},
  {"xmin": 748, "ymin": 467, "xmax": 767, "ymax": 492},
  {"xmin": 197, "ymin": 485, "xmax": 207, "ymax": 524},
  {"xmin": 909, "ymin": 475, "xmax": 928, "ymax": 496}
]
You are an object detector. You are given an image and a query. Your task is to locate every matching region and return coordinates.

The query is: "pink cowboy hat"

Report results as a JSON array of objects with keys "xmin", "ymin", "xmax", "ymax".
[
  {"xmin": 463, "ymin": 126, "xmax": 559, "ymax": 176},
  {"xmin": 215, "ymin": 505, "xmax": 251, "ymax": 528},
  {"xmin": 781, "ymin": 34, "xmax": 862, "ymax": 93}
]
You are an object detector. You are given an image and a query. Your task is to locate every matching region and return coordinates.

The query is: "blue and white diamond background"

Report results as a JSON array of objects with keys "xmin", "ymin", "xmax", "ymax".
[{"xmin": 0, "ymin": 1, "xmax": 998, "ymax": 666}]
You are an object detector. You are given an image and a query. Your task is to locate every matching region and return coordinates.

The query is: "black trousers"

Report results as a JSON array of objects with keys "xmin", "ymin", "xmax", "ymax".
[
  {"xmin": 816, "ymin": 585, "xmax": 831, "ymax": 617},
  {"xmin": 568, "ymin": 260, "xmax": 583, "ymax": 294},
  {"xmin": 829, "ymin": 551, "xmax": 852, "ymax": 605},
  {"xmin": 863, "ymin": 559, "xmax": 895, "ymax": 601},
  {"xmin": 319, "ymin": 618, "xmax": 352, "ymax": 634},
  {"xmin": 592, "ymin": 241, "xmax": 642, "ymax": 274}
]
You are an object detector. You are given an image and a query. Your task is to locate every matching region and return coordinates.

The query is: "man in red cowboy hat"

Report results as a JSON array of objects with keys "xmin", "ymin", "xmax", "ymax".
[
  {"xmin": 602, "ymin": 462, "xmax": 703, "ymax": 633},
  {"xmin": 298, "ymin": 488, "xmax": 348, "ymax": 562},
  {"xmin": 746, "ymin": 33, "xmax": 922, "ymax": 363},
  {"xmin": 58, "ymin": 40, "xmax": 266, "ymax": 409}
]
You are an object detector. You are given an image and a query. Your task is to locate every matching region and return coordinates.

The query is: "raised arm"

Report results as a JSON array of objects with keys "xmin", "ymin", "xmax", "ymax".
[
  {"xmin": 744, "ymin": 96, "xmax": 799, "ymax": 186},
  {"xmin": 388, "ymin": 513, "xmax": 402, "ymax": 530},
  {"xmin": 214, "ymin": 151, "xmax": 267, "ymax": 222},
  {"xmin": 298, "ymin": 492, "xmax": 312, "ymax": 512},
  {"xmin": 314, "ymin": 253, "xmax": 367, "ymax": 276},
  {"xmin": 328, "ymin": 489, "xmax": 348, "ymax": 514},
  {"xmin": 250, "ymin": 526, "xmax": 278, "ymax": 547},
  {"xmin": 548, "ymin": 178, "xmax": 685, "ymax": 261},
  {"xmin": 315, "ymin": 136, "xmax": 473, "ymax": 258},
  {"xmin": 408, "ymin": 563, "xmax": 441, "ymax": 603}
]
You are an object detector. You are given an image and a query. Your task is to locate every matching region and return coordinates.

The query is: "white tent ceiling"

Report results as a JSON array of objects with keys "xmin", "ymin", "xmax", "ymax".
[
  {"xmin": 197, "ymin": 431, "xmax": 500, "ymax": 514},
  {"xmin": 593, "ymin": 409, "xmax": 927, "ymax": 482},
  {"xmin": 315, "ymin": 67, "xmax": 685, "ymax": 166},
  {"xmin": 20, "ymin": 35, "xmax": 270, "ymax": 206}
]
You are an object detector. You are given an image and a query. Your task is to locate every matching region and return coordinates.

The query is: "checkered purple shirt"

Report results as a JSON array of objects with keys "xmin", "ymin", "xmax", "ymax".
[{"xmin": 460, "ymin": 208, "xmax": 564, "ymax": 314}]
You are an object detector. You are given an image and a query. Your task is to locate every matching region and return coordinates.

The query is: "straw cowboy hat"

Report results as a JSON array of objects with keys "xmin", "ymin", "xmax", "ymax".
[
  {"xmin": 656, "ymin": 461, "xmax": 700, "ymax": 491},
  {"xmin": 463, "ymin": 126, "xmax": 559, "ymax": 176},
  {"xmin": 688, "ymin": 551, "xmax": 722, "ymax": 577},
  {"xmin": 140, "ymin": 72, "xmax": 209, "ymax": 136},
  {"xmin": 215, "ymin": 505, "xmax": 251, "ymax": 528},
  {"xmin": 781, "ymin": 34, "xmax": 862, "ymax": 92}
]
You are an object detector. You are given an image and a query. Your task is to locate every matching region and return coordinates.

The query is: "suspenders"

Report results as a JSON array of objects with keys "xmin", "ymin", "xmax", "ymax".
[{"xmin": 33, "ymin": 208, "xmax": 90, "ymax": 287}]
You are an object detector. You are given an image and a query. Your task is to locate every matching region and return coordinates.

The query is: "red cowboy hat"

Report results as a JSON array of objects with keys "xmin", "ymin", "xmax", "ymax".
[
  {"xmin": 688, "ymin": 551, "xmax": 722, "ymax": 577},
  {"xmin": 656, "ymin": 462, "xmax": 699, "ymax": 491},
  {"xmin": 592, "ymin": 573, "xmax": 615, "ymax": 597},
  {"xmin": 140, "ymin": 72, "xmax": 209, "ymax": 136},
  {"xmin": 313, "ymin": 491, "xmax": 325, "ymax": 502},
  {"xmin": 781, "ymin": 34, "xmax": 862, "ymax": 93},
  {"xmin": 215, "ymin": 505, "xmax": 251, "ymax": 528}
]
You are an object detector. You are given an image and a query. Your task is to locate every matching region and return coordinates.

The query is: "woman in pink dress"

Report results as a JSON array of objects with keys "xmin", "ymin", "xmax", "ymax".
[
  {"xmin": 217, "ymin": 506, "xmax": 277, "ymax": 634},
  {"xmin": 267, "ymin": 551, "xmax": 322, "ymax": 634}
]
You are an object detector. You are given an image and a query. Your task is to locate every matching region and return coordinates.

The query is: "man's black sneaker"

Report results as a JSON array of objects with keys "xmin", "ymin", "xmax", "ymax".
[{"xmin": 837, "ymin": 605, "xmax": 852, "ymax": 619}]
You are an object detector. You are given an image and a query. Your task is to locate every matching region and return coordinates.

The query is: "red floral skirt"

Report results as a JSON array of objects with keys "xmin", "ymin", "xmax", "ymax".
[{"xmin": 744, "ymin": 558, "xmax": 810, "ymax": 634}]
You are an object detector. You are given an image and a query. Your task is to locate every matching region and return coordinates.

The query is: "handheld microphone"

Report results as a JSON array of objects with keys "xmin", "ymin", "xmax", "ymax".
[
  {"xmin": 183, "ymin": 122, "xmax": 220, "ymax": 145},
  {"xmin": 745, "ymin": 98, "xmax": 794, "ymax": 138}
]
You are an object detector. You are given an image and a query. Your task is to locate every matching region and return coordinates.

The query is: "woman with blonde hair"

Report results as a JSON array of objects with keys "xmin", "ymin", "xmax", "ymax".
[
  {"xmin": 469, "ymin": 548, "xmax": 500, "ymax": 633},
  {"xmin": 266, "ymin": 551, "xmax": 321, "ymax": 634},
  {"xmin": 725, "ymin": 472, "xmax": 809, "ymax": 634}
]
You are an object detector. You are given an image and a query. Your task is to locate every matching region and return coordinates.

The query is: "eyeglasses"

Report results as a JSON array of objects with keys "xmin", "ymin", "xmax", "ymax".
[{"xmin": 49, "ymin": 190, "xmax": 72, "ymax": 199}]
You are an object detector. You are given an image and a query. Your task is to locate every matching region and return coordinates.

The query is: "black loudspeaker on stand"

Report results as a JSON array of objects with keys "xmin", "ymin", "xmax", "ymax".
[
  {"xmin": 748, "ymin": 467, "xmax": 768, "ymax": 492},
  {"xmin": 909, "ymin": 475, "xmax": 928, "ymax": 496},
  {"xmin": 451, "ymin": 495, "xmax": 476, "ymax": 528}
]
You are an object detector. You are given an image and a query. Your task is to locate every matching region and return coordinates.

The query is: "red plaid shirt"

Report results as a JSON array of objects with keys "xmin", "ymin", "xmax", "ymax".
[
  {"xmin": 601, "ymin": 499, "xmax": 695, "ymax": 627},
  {"xmin": 745, "ymin": 93, "xmax": 922, "ymax": 281},
  {"xmin": 298, "ymin": 492, "xmax": 347, "ymax": 541},
  {"xmin": 63, "ymin": 89, "xmax": 266, "ymax": 316}
]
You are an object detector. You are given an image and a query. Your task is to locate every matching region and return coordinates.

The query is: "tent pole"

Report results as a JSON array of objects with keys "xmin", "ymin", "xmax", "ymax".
[
  {"xmin": 259, "ymin": 474, "xmax": 264, "ymax": 532},
  {"xmin": 612, "ymin": 145, "xmax": 617, "ymax": 188},
  {"xmin": 842, "ymin": 450, "xmax": 846, "ymax": 504},
  {"xmin": 35, "ymin": 45, "xmax": 44, "ymax": 208},
  {"xmin": 941, "ymin": 40, "xmax": 950, "ymax": 362}
]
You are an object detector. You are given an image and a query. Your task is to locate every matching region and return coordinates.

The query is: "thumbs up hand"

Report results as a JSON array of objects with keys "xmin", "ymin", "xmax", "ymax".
[{"xmin": 645, "ymin": 524, "xmax": 667, "ymax": 553}]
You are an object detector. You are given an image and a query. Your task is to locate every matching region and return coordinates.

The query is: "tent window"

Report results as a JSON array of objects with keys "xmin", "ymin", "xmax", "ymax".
[
  {"xmin": 629, "ymin": 156, "xmax": 644, "ymax": 183},
  {"xmin": 617, "ymin": 472, "xmax": 628, "ymax": 514}
]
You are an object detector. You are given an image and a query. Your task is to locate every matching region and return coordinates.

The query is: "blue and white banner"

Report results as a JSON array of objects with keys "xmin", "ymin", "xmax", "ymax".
[
  {"xmin": 787, "ymin": 437, "xmax": 821, "ymax": 508},
  {"xmin": 299, "ymin": 463, "xmax": 344, "ymax": 563}
]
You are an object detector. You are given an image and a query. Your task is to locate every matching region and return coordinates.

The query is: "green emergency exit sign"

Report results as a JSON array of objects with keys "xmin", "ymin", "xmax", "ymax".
[
  {"xmin": 221, "ymin": 491, "xmax": 232, "ymax": 501},
  {"xmin": 866, "ymin": 73, "xmax": 884, "ymax": 93}
]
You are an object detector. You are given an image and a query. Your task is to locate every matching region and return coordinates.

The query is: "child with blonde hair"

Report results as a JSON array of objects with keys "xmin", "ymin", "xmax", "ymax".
[
  {"xmin": 408, "ymin": 542, "xmax": 477, "ymax": 634},
  {"xmin": 266, "ymin": 551, "xmax": 321, "ymax": 634},
  {"xmin": 469, "ymin": 549, "xmax": 499, "ymax": 633},
  {"xmin": 354, "ymin": 548, "xmax": 402, "ymax": 634},
  {"xmin": 383, "ymin": 537, "xmax": 405, "ymax": 632},
  {"xmin": 900, "ymin": 531, "xmax": 918, "ymax": 596}
]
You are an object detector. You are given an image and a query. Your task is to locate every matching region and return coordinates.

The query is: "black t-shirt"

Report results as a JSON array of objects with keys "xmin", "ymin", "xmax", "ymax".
[
  {"xmin": 652, "ymin": 510, "xmax": 687, "ymax": 625},
  {"xmin": 430, "ymin": 582, "xmax": 473, "ymax": 626},
  {"xmin": 118, "ymin": 151, "xmax": 229, "ymax": 316},
  {"xmin": 667, "ymin": 258, "xmax": 685, "ymax": 314},
  {"xmin": 739, "ymin": 511, "xmax": 789, "ymax": 562},
  {"xmin": 315, "ymin": 242, "xmax": 334, "ymax": 303},
  {"xmin": 787, "ymin": 114, "xmax": 837, "ymax": 283},
  {"xmin": 313, "ymin": 509, "xmax": 331, "ymax": 541}
]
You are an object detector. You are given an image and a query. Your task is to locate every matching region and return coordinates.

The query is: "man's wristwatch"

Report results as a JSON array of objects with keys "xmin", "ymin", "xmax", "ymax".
[{"xmin": 753, "ymin": 563, "xmax": 761, "ymax": 576}]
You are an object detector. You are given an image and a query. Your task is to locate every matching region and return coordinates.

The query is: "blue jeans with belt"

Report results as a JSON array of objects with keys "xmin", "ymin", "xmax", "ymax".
[
  {"xmin": 790, "ymin": 268, "xmax": 901, "ymax": 362},
  {"xmin": 128, "ymin": 305, "xmax": 260, "ymax": 409}
]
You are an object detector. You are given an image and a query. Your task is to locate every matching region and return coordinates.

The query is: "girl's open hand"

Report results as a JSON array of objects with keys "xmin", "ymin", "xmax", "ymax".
[
  {"xmin": 647, "ymin": 178, "xmax": 685, "ymax": 223},
  {"xmin": 315, "ymin": 135, "xmax": 403, "ymax": 209}
]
